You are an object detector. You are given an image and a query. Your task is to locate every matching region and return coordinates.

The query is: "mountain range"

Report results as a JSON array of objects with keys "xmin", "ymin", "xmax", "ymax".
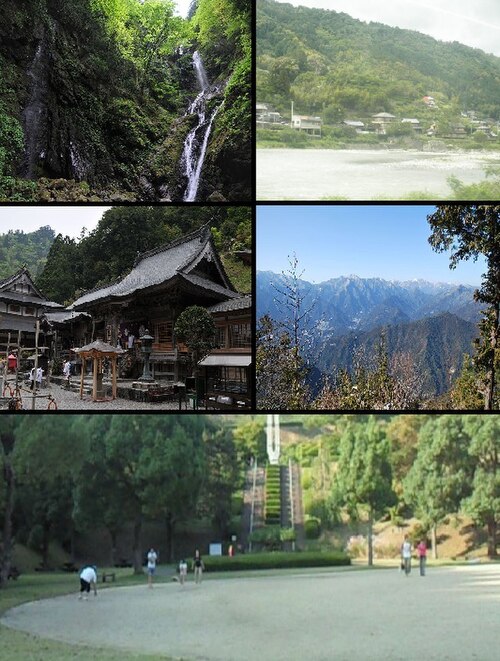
[{"xmin": 257, "ymin": 271, "xmax": 482, "ymax": 396}]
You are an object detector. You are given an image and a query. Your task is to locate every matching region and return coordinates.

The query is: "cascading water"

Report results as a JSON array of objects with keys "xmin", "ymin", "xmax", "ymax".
[
  {"xmin": 181, "ymin": 51, "xmax": 223, "ymax": 201},
  {"xmin": 23, "ymin": 37, "xmax": 49, "ymax": 178}
]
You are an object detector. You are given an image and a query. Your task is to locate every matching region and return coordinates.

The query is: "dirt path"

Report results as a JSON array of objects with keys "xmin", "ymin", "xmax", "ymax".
[{"xmin": 2, "ymin": 565, "xmax": 500, "ymax": 660}]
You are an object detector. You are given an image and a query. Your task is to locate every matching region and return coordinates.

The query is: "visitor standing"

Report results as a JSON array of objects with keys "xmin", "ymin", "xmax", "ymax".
[
  {"xmin": 417, "ymin": 539, "xmax": 427, "ymax": 576},
  {"xmin": 29, "ymin": 367, "xmax": 36, "ymax": 390},
  {"xmin": 147, "ymin": 547, "xmax": 158, "ymax": 588},
  {"xmin": 179, "ymin": 559, "xmax": 188, "ymax": 586},
  {"xmin": 63, "ymin": 359, "xmax": 72, "ymax": 388},
  {"xmin": 36, "ymin": 366, "xmax": 43, "ymax": 388},
  {"xmin": 193, "ymin": 549, "xmax": 204, "ymax": 584},
  {"xmin": 79, "ymin": 565, "xmax": 97, "ymax": 600},
  {"xmin": 401, "ymin": 534, "xmax": 412, "ymax": 576}
]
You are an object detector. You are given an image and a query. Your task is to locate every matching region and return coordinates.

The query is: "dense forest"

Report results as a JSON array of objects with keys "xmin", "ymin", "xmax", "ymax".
[
  {"xmin": 0, "ymin": 0, "xmax": 251, "ymax": 202},
  {"xmin": 0, "ymin": 225, "xmax": 55, "ymax": 280},
  {"xmin": 257, "ymin": 0, "xmax": 500, "ymax": 126},
  {"xmin": 0, "ymin": 207, "xmax": 251, "ymax": 303}
]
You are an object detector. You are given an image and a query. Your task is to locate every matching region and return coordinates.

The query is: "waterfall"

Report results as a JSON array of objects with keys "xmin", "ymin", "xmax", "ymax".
[
  {"xmin": 23, "ymin": 38, "xmax": 49, "ymax": 178},
  {"xmin": 181, "ymin": 51, "xmax": 222, "ymax": 202}
]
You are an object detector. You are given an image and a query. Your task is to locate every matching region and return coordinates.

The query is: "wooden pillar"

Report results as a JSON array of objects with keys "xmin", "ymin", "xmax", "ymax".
[
  {"xmin": 80, "ymin": 356, "xmax": 85, "ymax": 399},
  {"xmin": 112, "ymin": 356, "xmax": 117, "ymax": 399},
  {"xmin": 92, "ymin": 355, "xmax": 98, "ymax": 402}
]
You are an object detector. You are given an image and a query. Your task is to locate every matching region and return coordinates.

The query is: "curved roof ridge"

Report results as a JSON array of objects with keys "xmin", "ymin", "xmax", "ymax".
[{"xmin": 133, "ymin": 223, "xmax": 211, "ymax": 267}]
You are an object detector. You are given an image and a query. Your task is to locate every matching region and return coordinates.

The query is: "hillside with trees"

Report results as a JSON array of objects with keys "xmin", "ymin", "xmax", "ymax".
[
  {"xmin": 0, "ymin": 226, "xmax": 55, "ymax": 280},
  {"xmin": 257, "ymin": 0, "xmax": 500, "ymax": 141},
  {"xmin": 31, "ymin": 206, "xmax": 251, "ymax": 304},
  {"xmin": 0, "ymin": 0, "xmax": 250, "ymax": 202}
]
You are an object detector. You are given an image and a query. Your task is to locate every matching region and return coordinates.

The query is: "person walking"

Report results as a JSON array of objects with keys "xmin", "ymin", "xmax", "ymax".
[
  {"xmin": 401, "ymin": 534, "xmax": 412, "ymax": 576},
  {"xmin": 417, "ymin": 538, "xmax": 427, "ymax": 576},
  {"xmin": 147, "ymin": 547, "xmax": 158, "ymax": 588},
  {"xmin": 36, "ymin": 366, "xmax": 43, "ymax": 389},
  {"xmin": 179, "ymin": 559, "xmax": 188, "ymax": 586},
  {"xmin": 193, "ymin": 549, "xmax": 204, "ymax": 584},
  {"xmin": 79, "ymin": 565, "xmax": 97, "ymax": 600}
]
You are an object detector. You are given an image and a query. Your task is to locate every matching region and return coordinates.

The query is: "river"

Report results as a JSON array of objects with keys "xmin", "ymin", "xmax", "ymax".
[{"xmin": 256, "ymin": 148, "xmax": 499, "ymax": 200}]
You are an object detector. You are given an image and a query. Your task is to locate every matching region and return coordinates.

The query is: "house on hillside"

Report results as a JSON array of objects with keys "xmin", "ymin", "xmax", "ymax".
[
  {"xmin": 291, "ymin": 114, "xmax": 322, "ymax": 136},
  {"xmin": 199, "ymin": 294, "xmax": 252, "ymax": 409},
  {"xmin": 371, "ymin": 112, "xmax": 396, "ymax": 134},
  {"xmin": 401, "ymin": 118, "xmax": 422, "ymax": 132},
  {"xmin": 422, "ymin": 96, "xmax": 437, "ymax": 108},
  {"xmin": 343, "ymin": 120, "xmax": 365, "ymax": 133},
  {"xmin": 257, "ymin": 103, "xmax": 285, "ymax": 128},
  {"xmin": 0, "ymin": 267, "xmax": 63, "ymax": 365}
]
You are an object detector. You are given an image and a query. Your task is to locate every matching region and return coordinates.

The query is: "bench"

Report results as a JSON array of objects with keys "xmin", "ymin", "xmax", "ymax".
[{"xmin": 102, "ymin": 572, "xmax": 116, "ymax": 583}]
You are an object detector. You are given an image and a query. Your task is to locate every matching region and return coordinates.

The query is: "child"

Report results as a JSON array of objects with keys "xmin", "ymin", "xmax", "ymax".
[
  {"xmin": 179, "ymin": 559, "xmax": 188, "ymax": 586},
  {"xmin": 79, "ymin": 565, "xmax": 97, "ymax": 600}
]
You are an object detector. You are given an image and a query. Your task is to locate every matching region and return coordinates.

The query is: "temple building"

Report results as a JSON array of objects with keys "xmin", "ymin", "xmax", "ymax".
[{"xmin": 0, "ymin": 267, "xmax": 63, "ymax": 364}]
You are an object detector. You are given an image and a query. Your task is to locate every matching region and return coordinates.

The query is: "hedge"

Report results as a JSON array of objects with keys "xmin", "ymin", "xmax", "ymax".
[{"xmin": 202, "ymin": 551, "xmax": 351, "ymax": 572}]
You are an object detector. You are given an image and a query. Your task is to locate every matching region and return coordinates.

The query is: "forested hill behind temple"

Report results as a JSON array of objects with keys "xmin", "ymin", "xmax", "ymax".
[
  {"xmin": 0, "ymin": 0, "xmax": 250, "ymax": 202},
  {"xmin": 257, "ymin": 0, "xmax": 500, "ymax": 123}
]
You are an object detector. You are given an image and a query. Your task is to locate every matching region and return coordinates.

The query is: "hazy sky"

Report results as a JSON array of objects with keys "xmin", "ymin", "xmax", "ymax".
[
  {"xmin": 0, "ymin": 207, "xmax": 109, "ymax": 240},
  {"xmin": 273, "ymin": 0, "xmax": 500, "ymax": 56},
  {"xmin": 257, "ymin": 205, "xmax": 486, "ymax": 285}
]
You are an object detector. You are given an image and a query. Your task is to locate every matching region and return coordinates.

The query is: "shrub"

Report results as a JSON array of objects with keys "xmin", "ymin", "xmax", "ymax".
[
  {"xmin": 304, "ymin": 517, "xmax": 321, "ymax": 540},
  {"xmin": 203, "ymin": 550, "xmax": 351, "ymax": 572}
]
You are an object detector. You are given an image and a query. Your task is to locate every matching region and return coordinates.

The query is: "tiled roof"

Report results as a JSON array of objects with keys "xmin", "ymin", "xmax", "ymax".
[
  {"xmin": 44, "ymin": 311, "xmax": 91, "ymax": 324},
  {"xmin": 208, "ymin": 294, "xmax": 252, "ymax": 313},
  {"xmin": 70, "ymin": 225, "xmax": 236, "ymax": 309}
]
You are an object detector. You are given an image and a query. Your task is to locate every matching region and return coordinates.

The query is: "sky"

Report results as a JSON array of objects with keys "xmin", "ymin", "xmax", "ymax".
[
  {"xmin": 0, "ymin": 207, "xmax": 110, "ymax": 240},
  {"xmin": 257, "ymin": 205, "xmax": 487, "ymax": 285},
  {"xmin": 273, "ymin": 0, "xmax": 500, "ymax": 56}
]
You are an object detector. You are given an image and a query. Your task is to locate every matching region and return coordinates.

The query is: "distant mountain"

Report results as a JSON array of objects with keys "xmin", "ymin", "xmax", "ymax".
[
  {"xmin": 257, "ymin": 271, "xmax": 481, "ymax": 397},
  {"xmin": 0, "ymin": 226, "xmax": 55, "ymax": 280},
  {"xmin": 257, "ymin": 271, "xmax": 481, "ymax": 334},
  {"xmin": 257, "ymin": 0, "xmax": 500, "ymax": 121}
]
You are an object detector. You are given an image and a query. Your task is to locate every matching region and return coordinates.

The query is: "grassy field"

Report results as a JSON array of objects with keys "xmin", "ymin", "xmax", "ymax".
[{"xmin": 0, "ymin": 569, "xmax": 173, "ymax": 660}]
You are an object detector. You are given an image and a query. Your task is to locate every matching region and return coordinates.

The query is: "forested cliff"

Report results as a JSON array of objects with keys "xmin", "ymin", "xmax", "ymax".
[{"xmin": 0, "ymin": 0, "xmax": 250, "ymax": 202}]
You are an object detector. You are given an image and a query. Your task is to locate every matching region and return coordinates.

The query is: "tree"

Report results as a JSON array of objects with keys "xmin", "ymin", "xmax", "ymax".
[
  {"xmin": 256, "ymin": 315, "xmax": 309, "ymax": 409},
  {"xmin": 0, "ymin": 417, "xmax": 21, "ymax": 587},
  {"xmin": 174, "ymin": 305, "xmax": 216, "ymax": 376},
  {"xmin": 198, "ymin": 425, "xmax": 240, "ymax": 537},
  {"xmin": 427, "ymin": 205, "xmax": 500, "ymax": 409},
  {"xmin": 403, "ymin": 416, "xmax": 472, "ymax": 558},
  {"xmin": 332, "ymin": 417, "xmax": 395, "ymax": 566},
  {"xmin": 232, "ymin": 416, "xmax": 267, "ymax": 464},
  {"xmin": 462, "ymin": 416, "xmax": 500, "ymax": 558}
]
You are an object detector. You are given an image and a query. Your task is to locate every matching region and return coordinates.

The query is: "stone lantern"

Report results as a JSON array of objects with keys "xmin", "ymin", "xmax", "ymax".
[{"xmin": 138, "ymin": 330, "xmax": 154, "ymax": 382}]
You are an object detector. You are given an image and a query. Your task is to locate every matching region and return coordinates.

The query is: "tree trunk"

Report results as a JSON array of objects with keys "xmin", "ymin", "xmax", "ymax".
[
  {"xmin": 487, "ymin": 519, "xmax": 498, "ymax": 558},
  {"xmin": 485, "ymin": 303, "xmax": 499, "ymax": 410},
  {"xmin": 367, "ymin": 510, "xmax": 373, "ymax": 566},
  {"xmin": 0, "ymin": 457, "xmax": 15, "ymax": 587},
  {"xmin": 41, "ymin": 522, "xmax": 51, "ymax": 569},
  {"xmin": 109, "ymin": 528, "xmax": 118, "ymax": 567},
  {"xmin": 431, "ymin": 524, "xmax": 438, "ymax": 560},
  {"xmin": 132, "ymin": 516, "xmax": 143, "ymax": 575},
  {"xmin": 165, "ymin": 512, "xmax": 175, "ymax": 564}
]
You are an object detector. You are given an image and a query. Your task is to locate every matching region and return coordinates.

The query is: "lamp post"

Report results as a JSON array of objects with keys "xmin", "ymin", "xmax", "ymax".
[{"xmin": 138, "ymin": 330, "xmax": 154, "ymax": 382}]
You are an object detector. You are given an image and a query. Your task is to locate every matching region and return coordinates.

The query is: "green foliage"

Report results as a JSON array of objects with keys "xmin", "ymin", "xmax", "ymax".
[
  {"xmin": 0, "ymin": 226, "xmax": 55, "ymax": 281},
  {"xmin": 203, "ymin": 550, "xmax": 351, "ymax": 571},
  {"xmin": 174, "ymin": 305, "xmax": 217, "ymax": 374},
  {"xmin": 304, "ymin": 517, "xmax": 321, "ymax": 540},
  {"xmin": 257, "ymin": 0, "xmax": 500, "ymax": 122}
]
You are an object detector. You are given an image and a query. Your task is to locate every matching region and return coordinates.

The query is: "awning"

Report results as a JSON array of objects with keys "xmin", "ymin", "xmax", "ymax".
[{"xmin": 198, "ymin": 354, "xmax": 252, "ymax": 367}]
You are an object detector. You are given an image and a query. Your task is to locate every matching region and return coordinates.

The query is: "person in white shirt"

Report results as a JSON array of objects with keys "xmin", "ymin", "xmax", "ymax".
[
  {"xmin": 147, "ymin": 548, "xmax": 158, "ymax": 588},
  {"xmin": 179, "ymin": 559, "xmax": 188, "ymax": 586},
  {"xmin": 63, "ymin": 360, "xmax": 71, "ymax": 388},
  {"xmin": 401, "ymin": 535, "xmax": 412, "ymax": 576},
  {"xmin": 79, "ymin": 565, "xmax": 97, "ymax": 600}
]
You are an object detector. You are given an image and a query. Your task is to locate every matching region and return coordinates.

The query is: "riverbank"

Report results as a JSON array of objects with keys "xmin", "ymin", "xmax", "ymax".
[{"xmin": 257, "ymin": 148, "xmax": 500, "ymax": 200}]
